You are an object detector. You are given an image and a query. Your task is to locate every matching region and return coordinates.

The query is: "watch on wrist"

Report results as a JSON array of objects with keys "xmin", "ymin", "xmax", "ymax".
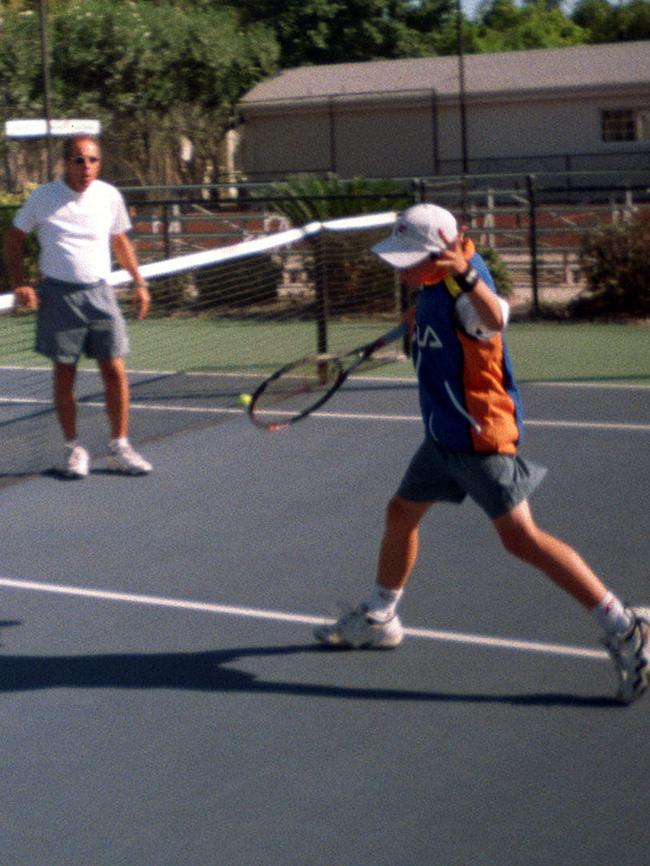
[{"xmin": 455, "ymin": 265, "xmax": 479, "ymax": 293}]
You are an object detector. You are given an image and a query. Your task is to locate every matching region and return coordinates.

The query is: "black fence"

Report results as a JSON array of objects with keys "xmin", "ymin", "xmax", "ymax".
[
  {"xmin": 3, "ymin": 170, "xmax": 649, "ymax": 315},
  {"xmin": 118, "ymin": 170, "xmax": 650, "ymax": 315}
]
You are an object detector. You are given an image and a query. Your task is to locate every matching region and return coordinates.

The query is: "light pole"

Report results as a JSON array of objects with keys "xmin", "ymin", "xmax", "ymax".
[
  {"xmin": 38, "ymin": 0, "xmax": 54, "ymax": 180},
  {"xmin": 455, "ymin": 0, "xmax": 469, "ymax": 220}
]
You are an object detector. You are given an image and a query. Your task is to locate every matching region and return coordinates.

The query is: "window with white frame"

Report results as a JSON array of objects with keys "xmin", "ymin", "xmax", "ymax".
[{"xmin": 601, "ymin": 108, "xmax": 650, "ymax": 142}]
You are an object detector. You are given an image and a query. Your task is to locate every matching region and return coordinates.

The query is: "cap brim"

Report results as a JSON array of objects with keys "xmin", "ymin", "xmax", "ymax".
[{"xmin": 371, "ymin": 237, "xmax": 436, "ymax": 269}]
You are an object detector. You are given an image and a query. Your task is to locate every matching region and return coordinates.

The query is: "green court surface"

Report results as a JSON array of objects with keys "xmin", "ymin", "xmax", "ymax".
[
  {"xmin": 505, "ymin": 322, "xmax": 650, "ymax": 384},
  {"xmin": 1, "ymin": 315, "xmax": 648, "ymax": 383}
]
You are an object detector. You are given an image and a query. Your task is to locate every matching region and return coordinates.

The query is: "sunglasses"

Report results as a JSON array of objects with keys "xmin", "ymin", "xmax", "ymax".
[{"xmin": 68, "ymin": 156, "xmax": 100, "ymax": 165}]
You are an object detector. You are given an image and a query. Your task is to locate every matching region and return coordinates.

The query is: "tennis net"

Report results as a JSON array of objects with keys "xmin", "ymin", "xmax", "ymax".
[{"xmin": 0, "ymin": 211, "xmax": 406, "ymax": 480}]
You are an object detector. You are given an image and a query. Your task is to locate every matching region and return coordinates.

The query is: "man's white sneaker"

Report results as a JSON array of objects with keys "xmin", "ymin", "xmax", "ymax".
[
  {"xmin": 602, "ymin": 606, "xmax": 650, "ymax": 704},
  {"xmin": 105, "ymin": 444, "xmax": 152, "ymax": 475},
  {"xmin": 63, "ymin": 445, "xmax": 89, "ymax": 479},
  {"xmin": 313, "ymin": 604, "xmax": 404, "ymax": 649}
]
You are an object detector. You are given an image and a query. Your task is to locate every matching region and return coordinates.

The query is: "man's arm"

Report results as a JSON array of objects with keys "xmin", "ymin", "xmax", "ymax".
[
  {"xmin": 111, "ymin": 232, "xmax": 150, "ymax": 320},
  {"xmin": 3, "ymin": 225, "xmax": 38, "ymax": 310}
]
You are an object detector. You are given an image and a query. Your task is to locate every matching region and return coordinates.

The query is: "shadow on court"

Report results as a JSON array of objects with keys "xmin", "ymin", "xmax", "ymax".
[{"xmin": 0, "ymin": 638, "xmax": 620, "ymax": 708}]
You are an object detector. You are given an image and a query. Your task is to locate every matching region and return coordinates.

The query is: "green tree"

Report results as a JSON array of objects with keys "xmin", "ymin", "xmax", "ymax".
[
  {"xmin": 235, "ymin": 0, "xmax": 446, "ymax": 66},
  {"xmin": 475, "ymin": 0, "xmax": 587, "ymax": 51},
  {"xmin": 1, "ymin": 0, "xmax": 280, "ymax": 185},
  {"xmin": 572, "ymin": 0, "xmax": 650, "ymax": 41}
]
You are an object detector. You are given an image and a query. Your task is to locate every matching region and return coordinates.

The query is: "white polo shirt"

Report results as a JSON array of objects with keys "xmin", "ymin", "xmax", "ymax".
[{"xmin": 13, "ymin": 178, "xmax": 132, "ymax": 284}]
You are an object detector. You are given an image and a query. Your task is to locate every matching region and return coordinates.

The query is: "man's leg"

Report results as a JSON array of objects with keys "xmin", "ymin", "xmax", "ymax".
[
  {"xmin": 54, "ymin": 361, "xmax": 90, "ymax": 478},
  {"xmin": 99, "ymin": 356, "xmax": 152, "ymax": 475},
  {"xmin": 53, "ymin": 361, "xmax": 79, "ymax": 441},
  {"xmin": 99, "ymin": 356, "xmax": 129, "ymax": 440}
]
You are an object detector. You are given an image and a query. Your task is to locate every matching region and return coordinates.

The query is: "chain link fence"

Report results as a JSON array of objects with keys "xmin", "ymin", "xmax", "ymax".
[{"xmin": 3, "ymin": 170, "xmax": 649, "ymax": 315}]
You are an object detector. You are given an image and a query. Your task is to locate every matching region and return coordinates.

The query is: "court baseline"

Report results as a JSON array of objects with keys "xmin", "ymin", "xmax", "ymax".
[{"xmin": 0, "ymin": 575, "xmax": 608, "ymax": 661}]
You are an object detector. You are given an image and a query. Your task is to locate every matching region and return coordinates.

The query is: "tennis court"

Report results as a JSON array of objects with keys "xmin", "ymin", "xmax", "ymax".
[{"xmin": 1, "ymin": 318, "xmax": 649, "ymax": 865}]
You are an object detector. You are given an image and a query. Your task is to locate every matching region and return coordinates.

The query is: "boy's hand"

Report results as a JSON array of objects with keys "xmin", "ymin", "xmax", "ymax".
[{"xmin": 437, "ymin": 229, "xmax": 470, "ymax": 276}]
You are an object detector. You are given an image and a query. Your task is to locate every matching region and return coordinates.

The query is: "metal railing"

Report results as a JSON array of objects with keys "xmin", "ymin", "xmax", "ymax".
[{"xmin": 118, "ymin": 172, "xmax": 649, "ymax": 316}]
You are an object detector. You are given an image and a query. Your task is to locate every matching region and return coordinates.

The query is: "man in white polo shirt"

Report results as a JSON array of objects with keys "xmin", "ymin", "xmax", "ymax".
[{"xmin": 4, "ymin": 134, "xmax": 152, "ymax": 478}]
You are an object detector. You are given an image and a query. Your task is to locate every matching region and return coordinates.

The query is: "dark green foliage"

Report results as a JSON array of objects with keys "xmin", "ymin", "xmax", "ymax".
[
  {"xmin": 314, "ymin": 230, "xmax": 399, "ymax": 315},
  {"xmin": 267, "ymin": 174, "xmax": 412, "ymax": 225},
  {"xmin": 477, "ymin": 245, "xmax": 513, "ymax": 298},
  {"xmin": 573, "ymin": 211, "xmax": 650, "ymax": 316},
  {"xmin": 0, "ymin": 194, "xmax": 39, "ymax": 293}
]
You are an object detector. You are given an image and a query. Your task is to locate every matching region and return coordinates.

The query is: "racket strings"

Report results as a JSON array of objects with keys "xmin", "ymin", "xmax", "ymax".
[{"xmin": 252, "ymin": 357, "xmax": 341, "ymax": 422}]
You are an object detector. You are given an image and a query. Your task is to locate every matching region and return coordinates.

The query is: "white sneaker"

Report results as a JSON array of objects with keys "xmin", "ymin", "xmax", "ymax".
[
  {"xmin": 105, "ymin": 444, "xmax": 152, "ymax": 475},
  {"xmin": 63, "ymin": 445, "xmax": 89, "ymax": 479},
  {"xmin": 602, "ymin": 607, "xmax": 650, "ymax": 704},
  {"xmin": 313, "ymin": 604, "xmax": 404, "ymax": 649}
]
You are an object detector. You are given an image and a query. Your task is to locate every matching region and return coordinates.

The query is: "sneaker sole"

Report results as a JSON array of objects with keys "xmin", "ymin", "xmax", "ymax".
[
  {"xmin": 313, "ymin": 626, "xmax": 403, "ymax": 650},
  {"xmin": 105, "ymin": 461, "xmax": 152, "ymax": 475}
]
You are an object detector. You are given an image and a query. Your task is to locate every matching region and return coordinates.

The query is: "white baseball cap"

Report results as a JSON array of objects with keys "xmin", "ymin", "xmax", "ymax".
[{"xmin": 371, "ymin": 203, "xmax": 458, "ymax": 269}]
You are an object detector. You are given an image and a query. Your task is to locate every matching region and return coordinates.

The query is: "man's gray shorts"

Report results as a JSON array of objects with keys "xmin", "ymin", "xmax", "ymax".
[
  {"xmin": 397, "ymin": 436, "xmax": 547, "ymax": 519},
  {"xmin": 36, "ymin": 277, "xmax": 130, "ymax": 364}
]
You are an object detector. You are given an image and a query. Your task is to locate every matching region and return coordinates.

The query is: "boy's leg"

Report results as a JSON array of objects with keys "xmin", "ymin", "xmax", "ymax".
[
  {"xmin": 492, "ymin": 498, "xmax": 607, "ymax": 608},
  {"xmin": 313, "ymin": 496, "xmax": 431, "ymax": 648},
  {"xmin": 376, "ymin": 496, "xmax": 433, "ymax": 591},
  {"xmin": 494, "ymin": 498, "xmax": 650, "ymax": 704}
]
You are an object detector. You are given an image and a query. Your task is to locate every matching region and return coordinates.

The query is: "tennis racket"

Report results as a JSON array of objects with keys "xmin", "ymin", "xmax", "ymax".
[{"xmin": 248, "ymin": 322, "xmax": 407, "ymax": 432}]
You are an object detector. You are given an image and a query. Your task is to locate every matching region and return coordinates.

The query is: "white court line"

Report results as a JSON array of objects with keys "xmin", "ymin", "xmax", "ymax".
[
  {"xmin": 0, "ymin": 576, "xmax": 608, "ymax": 661},
  {"xmin": 537, "ymin": 381, "xmax": 650, "ymax": 391},
  {"xmin": 1, "ymin": 393, "xmax": 649, "ymax": 431}
]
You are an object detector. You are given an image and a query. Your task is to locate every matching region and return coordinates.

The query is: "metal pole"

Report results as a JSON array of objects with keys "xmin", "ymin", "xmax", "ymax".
[
  {"xmin": 39, "ymin": 0, "xmax": 54, "ymax": 180},
  {"xmin": 456, "ymin": 0, "xmax": 469, "ymax": 222},
  {"xmin": 526, "ymin": 174, "xmax": 540, "ymax": 317}
]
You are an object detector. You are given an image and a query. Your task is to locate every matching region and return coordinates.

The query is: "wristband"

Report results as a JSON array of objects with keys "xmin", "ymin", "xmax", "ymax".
[{"xmin": 454, "ymin": 265, "xmax": 479, "ymax": 294}]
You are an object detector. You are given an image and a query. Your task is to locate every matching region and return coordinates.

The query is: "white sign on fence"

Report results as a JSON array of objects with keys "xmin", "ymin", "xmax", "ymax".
[{"xmin": 5, "ymin": 119, "xmax": 101, "ymax": 139}]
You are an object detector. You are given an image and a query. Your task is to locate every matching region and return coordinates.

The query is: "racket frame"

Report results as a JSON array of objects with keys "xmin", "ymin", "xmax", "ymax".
[{"xmin": 248, "ymin": 322, "xmax": 407, "ymax": 432}]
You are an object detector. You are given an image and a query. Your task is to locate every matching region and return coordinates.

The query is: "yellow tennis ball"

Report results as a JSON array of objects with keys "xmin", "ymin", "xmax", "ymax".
[{"xmin": 238, "ymin": 392, "xmax": 252, "ymax": 407}]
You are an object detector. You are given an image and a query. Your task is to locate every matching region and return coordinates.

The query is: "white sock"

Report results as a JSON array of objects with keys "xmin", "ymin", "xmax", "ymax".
[
  {"xmin": 366, "ymin": 584, "xmax": 403, "ymax": 622},
  {"xmin": 64, "ymin": 439, "xmax": 79, "ymax": 450},
  {"xmin": 592, "ymin": 592, "xmax": 632, "ymax": 636},
  {"xmin": 109, "ymin": 437, "xmax": 129, "ymax": 452}
]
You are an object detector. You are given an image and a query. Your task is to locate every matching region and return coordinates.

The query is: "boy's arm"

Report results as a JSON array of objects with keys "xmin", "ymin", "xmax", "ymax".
[
  {"xmin": 3, "ymin": 225, "xmax": 38, "ymax": 310},
  {"xmin": 438, "ymin": 232, "xmax": 505, "ymax": 332}
]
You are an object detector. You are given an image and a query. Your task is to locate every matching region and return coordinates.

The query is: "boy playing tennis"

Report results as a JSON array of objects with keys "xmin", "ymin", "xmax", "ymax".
[{"xmin": 314, "ymin": 203, "xmax": 650, "ymax": 705}]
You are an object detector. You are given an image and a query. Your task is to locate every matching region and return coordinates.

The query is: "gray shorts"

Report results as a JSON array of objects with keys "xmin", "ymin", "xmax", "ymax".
[
  {"xmin": 397, "ymin": 436, "xmax": 547, "ymax": 519},
  {"xmin": 36, "ymin": 277, "xmax": 130, "ymax": 364}
]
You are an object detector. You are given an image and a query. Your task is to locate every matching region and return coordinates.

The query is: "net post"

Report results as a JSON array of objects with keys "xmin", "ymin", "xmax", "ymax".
[
  {"xmin": 526, "ymin": 174, "xmax": 541, "ymax": 317},
  {"xmin": 311, "ymin": 233, "xmax": 329, "ymax": 355},
  {"xmin": 398, "ymin": 274, "xmax": 411, "ymax": 358}
]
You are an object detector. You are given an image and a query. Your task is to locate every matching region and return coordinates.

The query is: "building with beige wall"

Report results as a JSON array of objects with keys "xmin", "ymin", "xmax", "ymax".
[{"xmin": 237, "ymin": 41, "xmax": 650, "ymax": 181}]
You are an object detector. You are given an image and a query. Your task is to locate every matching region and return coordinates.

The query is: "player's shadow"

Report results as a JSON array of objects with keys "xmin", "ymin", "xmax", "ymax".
[{"xmin": 0, "ymin": 642, "xmax": 620, "ymax": 707}]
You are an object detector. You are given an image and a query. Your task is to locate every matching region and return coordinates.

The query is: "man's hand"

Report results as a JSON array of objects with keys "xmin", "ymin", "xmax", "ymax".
[
  {"xmin": 14, "ymin": 284, "xmax": 39, "ymax": 311},
  {"xmin": 132, "ymin": 283, "xmax": 151, "ymax": 320}
]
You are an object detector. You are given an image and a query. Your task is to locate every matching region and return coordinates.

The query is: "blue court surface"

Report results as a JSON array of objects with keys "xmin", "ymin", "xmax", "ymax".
[{"xmin": 1, "ymin": 373, "xmax": 649, "ymax": 865}]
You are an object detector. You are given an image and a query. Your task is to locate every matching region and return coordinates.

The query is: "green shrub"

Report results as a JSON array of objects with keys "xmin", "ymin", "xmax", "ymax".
[
  {"xmin": 0, "ymin": 191, "xmax": 39, "ymax": 293},
  {"xmin": 266, "ymin": 173, "xmax": 412, "ymax": 224},
  {"xmin": 477, "ymin": 244, "xmax": 512, "ymax": 298},
  {"xmin": 573, "ymin": 211, "xmax": 650, "ymax": 317}
]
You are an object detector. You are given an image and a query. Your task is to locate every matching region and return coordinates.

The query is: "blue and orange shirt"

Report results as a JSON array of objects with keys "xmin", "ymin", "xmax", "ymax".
[{"xmin": 412, "ymin": 252, "xmax": 523, "ymax": 454}]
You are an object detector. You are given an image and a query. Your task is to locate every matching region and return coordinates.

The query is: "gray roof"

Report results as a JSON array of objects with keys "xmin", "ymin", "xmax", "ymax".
[{"xmin": 240, "ymin": 40, "xmax": 650, "ymax": 108}]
